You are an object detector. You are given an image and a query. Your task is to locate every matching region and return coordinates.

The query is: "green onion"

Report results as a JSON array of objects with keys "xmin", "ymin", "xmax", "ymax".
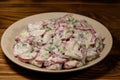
[{"xmin": 22, "ymin": 43, "xmax": 27, "ymax": 46}]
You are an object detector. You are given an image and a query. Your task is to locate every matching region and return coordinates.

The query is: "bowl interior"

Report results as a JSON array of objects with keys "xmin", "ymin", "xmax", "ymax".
[{"xmin": 1, "ymin": 12, "xmax": 113, "ymax": 73}]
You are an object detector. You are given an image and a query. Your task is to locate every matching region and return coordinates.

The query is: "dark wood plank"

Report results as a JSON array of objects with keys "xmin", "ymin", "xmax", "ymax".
[
  {"xmin": 0, "ymin": 0, "xmax": 120, "ymax": 4},
  {"xmin": 0, "ymin": 4, "xmax": 120, "ymax": 29}
]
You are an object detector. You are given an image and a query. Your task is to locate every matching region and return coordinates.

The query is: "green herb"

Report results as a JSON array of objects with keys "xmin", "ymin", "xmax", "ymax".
[
  {"xmin": 46, "ymin": 26, "xmax": 52, "ymax": 30},
  {"xmin": 22, "ymin": 43, "xmax": 27, "ymax": 46},
  {"xmin": 85, "ymin": 31, "xmax": 89, "ymax": 35}
]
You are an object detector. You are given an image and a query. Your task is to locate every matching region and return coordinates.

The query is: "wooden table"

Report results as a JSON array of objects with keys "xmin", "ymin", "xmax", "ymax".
[{"xmin": 0, "ymin": 0, "xmax": 120, "ymax": 80}]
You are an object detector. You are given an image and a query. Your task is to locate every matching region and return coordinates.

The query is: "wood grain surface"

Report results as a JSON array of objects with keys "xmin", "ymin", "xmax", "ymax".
[{"xmin": 0, "ymin": 0, "xmax": 120, "ymax": 80}]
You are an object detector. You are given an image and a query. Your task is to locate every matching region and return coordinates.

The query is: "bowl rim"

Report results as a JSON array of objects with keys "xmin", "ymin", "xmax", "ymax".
[{"xmin": 1, "ymin": 12, "xmax": 113, "ymax": 73}]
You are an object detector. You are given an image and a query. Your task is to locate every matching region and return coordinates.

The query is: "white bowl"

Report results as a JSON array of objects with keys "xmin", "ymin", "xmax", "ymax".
[{"xmin": 1, "ymin": 12, "xmax": 113, "ymax": 73}]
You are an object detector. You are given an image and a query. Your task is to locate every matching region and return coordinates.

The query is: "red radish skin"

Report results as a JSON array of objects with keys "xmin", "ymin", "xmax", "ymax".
[{"xmin": 17, "ymin": 52, "xmax": 38, "ymax": 62}]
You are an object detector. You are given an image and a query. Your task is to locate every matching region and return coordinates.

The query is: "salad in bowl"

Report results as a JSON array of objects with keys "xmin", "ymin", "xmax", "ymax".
[
  {"xmin": 1, "ymin": 12, "xmax": 112, "ymax": 72},
  {"xmin": 13, "ymin": 14, "xmax": 105, "ymax": 70}
]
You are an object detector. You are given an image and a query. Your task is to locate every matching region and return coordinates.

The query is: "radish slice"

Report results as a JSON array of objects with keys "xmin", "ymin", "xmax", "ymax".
[
  {"xmin": 28, "ymin": 21, "xmax": 43, "ymax": 32},
  {"xmin": 65, "ymin": 39, "xmax": 81, "ymax": 60},
  {"xmin": 30, "ymin": 30, "xmax": 45, "ymax": 37},
  {"xmin": 64, "ymin": 60, "xmax": 78, "ymax": 69},
  {"xmin": 86, "ymin": 48, "xmax": 98, "ymax": 61},
  {"xmin": 80, "ymin": 47, "xmax": 87, "ymax": 64},
  {"xmin": 46, "ymin": 64, "xmax": 62, "ymax": 70},
  {"xmin": 35, "ymin": 49, "xmax": 50, "ymax": 62},
  {"xmin": 42, "ymin": 31, "xmax": 54, "ymax": 43},
  {"xmin": 30, "ymin": 60, "xmax": 42, "ymax": 67},
  {"xmin": 17, "ymin": 51, "xmax": 38, "ymax": 62},
  {"xmin": 44, "ymin": 60, "xmax": 53, "ymax": 67},
  {"xmin": 15, "ymin": 31, "xmax": 30, "ymax": 42},
  {"xmin": 50, "ymin": 56, "xmax": 67, "ymax": 64},
  {"xmin": 76, "ymin": 62, "xmax": 84, "ymax": 67},
  {"xmin": 65, "ymin": 50, "xmax": 80, "ymax": 60},
  {"xmin": 14, "ymin": 42, "xmax": 32, "ymax": 56}
]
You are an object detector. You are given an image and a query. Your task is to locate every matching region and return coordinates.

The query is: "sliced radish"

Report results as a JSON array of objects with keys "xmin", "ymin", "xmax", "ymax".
[
  {"xmin": 44, "ymin": 60, "xmax": 53, "ymax": 67},
  {"xmin": 66, "ymin": 38, "xmax": 76, "ymax": 50},
  {"xmin": 65, "ymin": 50, "xmax": 80, "ymax": 60},
  {"xmin": 16, "ymin": 31, "xmax": 30, "ymax": 42},
  {"xmin": 24, "ymin": 35, "xmax": 34, "ymax": 44},
  {"xmin": 27, "ymin": 21, "xmax": 43, "ymax": 32},
  {"xmin": 13, "ymin": 42, "xmax": 32, "ymax": 56},
  {"xmin": 56, "ymin": 19, "xmax": 65, "ymax": 23},
  {"xmin": 46, "ymin": 64, "xmax": 62, "ymax": 70},
  {"xmin": 86, "ymin": 48, "xmax": 98, "ymax": 61},
  {"xmin": 54, "ymin": 24, "xmax": 59, "ymax": 30},
  {"xmin": 35, "ymin": 50, "xmax": 50, "ymax": 62},
  {"xmin": 32, "ymin": 36, "xmax": 42, "ymax": 48},
  {"xmin": 51, "ymin": 57, "xmax": 67, "ymax": 64},
  {"xmin": 76, "ymin": 62, "xmax": 84, "ymax": 67},
  {"xmin": 30, "ymin": 30, "xmax": 45, "ymax": 37},
  {"xmin": 30, "ymin": 60, "xmax": 42, "ymax": 67},
  {"xmin": 64, "ymin": 60, "xmax": 78, "ymax": 69},
  {"xmin": 18, "ymin": 51, "xmax": 38, "ymax": 62},
  {"xmin": 53, "ymin": 34, "xmax": 61, "ymax": 45},
  {"xmin": 65, "ymin": 39, "xmax": 81, "ymax": 60},
  {"xmin": 42, "ymin": 31, "xmax": 54, "ymax": 43},
  {"xmin": 85, "ymin": 31, "xmax": 93, "ymax": 42},
  {"xmin": 80, "ymin": 47, "xmax": 87, "ymax": 64}
]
